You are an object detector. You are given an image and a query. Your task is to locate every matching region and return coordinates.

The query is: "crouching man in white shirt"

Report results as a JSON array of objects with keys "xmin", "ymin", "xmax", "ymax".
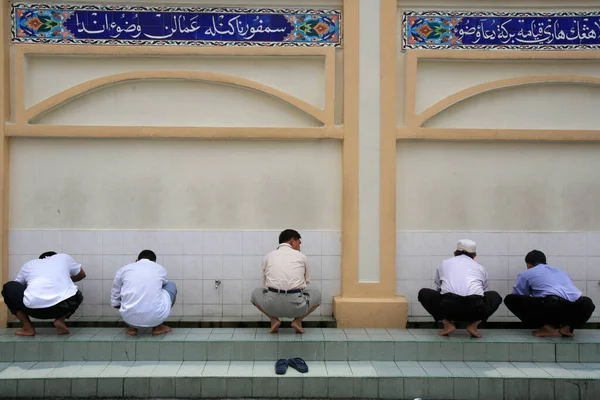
[
  {"xmin": 418, "ymin": 239, "xmax": 502, "ymax": 338},
  {"xmin": 111, "ymin": 250, "xmax": 177, "ymax": 336},
  {"xmin": 251, "ymin": 229, "xmax": 321, "ymax": 334},
  {"xmin": 1, "ymin": 252, "xmax": 86, "ymax": 336}
]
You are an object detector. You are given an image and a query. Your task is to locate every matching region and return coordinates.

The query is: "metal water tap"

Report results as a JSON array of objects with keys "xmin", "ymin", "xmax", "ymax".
[{"xmin": 215, "ymin": 280, "xmax": 221, "ymax": 289}]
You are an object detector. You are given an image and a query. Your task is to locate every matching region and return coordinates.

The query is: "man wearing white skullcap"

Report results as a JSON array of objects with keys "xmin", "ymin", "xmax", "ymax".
[{"xmin": 418, "ymin": 239, "xmax": 502, "ymax": 338}]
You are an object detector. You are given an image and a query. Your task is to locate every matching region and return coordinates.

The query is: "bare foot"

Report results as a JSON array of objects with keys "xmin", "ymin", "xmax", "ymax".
[
  {"xmin": 466, "ymin": 320, "xmax": 483, "ymax": 338},
  {"xmin": 53, "ymin": 319, "xmax": 70, "ymax": 335},
  {"xmin": 15, "ymin": 327, "xmax": 35, "ymax": 336},
  {"xmin": 533, "ymin": 325, "xmax": 559, "ymax": 337},
  {"xmin": 125, "ymin": 327, "xmax": 138, "ymax": 336},
  {"xmin": 559, "ymin": 326, "xmax": 575, "ymax": 337},
  {"xmin": 152, "ymin": 324, "xmax": 172, "ymax": 335},
  {"xmin": 439, "ymin": 319, "xmax": 456, "ymax": 336},
  {"xmin": 291, "ymin": 319, "xmax": 305, "ymax": 334},
  {"xmin": 269, "ymin": 318, "xmax": 281, "ymax": 333}
]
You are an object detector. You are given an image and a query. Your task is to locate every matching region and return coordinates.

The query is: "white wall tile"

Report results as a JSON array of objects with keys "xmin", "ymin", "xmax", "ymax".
[
  {"xmin": 182, "ymin": 255, "xmax": 203, "ymax": 280},
  {"xmin": 222, "ymin": 280, "xmax": 243, "ymax": 305},
  {"xmin": 222, "ymin": 231, "xmax": 243, "ymax": 255},
  {"xmin": 81, "ymin": 255, "xmax": 103, "ymax": 280},
  {"xmin": 547, "ymin": 232, "xmax": 587, "ymax": 257},
  {"xmin": 102, "ymin": 280, "xmax": 114, "ymax": 305},
  {"xmin": 308, "ymin": 257, "xmax": 322, "ymax": 280},
  {"xmin": 469, "ymin": 232, "xmax": 509, "ymax": 256},
  {"xmin": 396, "ymin": 256, "xmax": 431, "ymax": 280},
  {"xmin": 488, "ymin": 280, "xmax": 510, "ymax": 297},
  {"xmin": 182, "ymin": 231, "xmax": 203, "ymax": 255},
  {"xmin": 9, "ymin": 254, "xmax": 36, "ymax": 280},
  {"xmin": 396, "ymin": 232, "xmax": 414, "ymax": 256},
  {"xmin": 222, "ymin": 256, "xmax": 243, "ymax": 280},
  {"xmin": 242, "ymin": 231, "xmax": 262, "ymax": 255},
  {"xmin": 82, "ymin": 280, "xmax": 103, "ymax": 305},
  {"xmin": 477, "ymin": 256, "xmax": 509, "ymax": 280},
  {"xmin": 10, "ymin": 230, "xmax": 62, "ymax": 255},
  {"xmin": 102, "ymin": 255, "xmax": 123, "ymax": 280},
  {"xmin": 493, "ymin": 303, "xmax": 509, "ymax": 318},
  {"xmin": 242, "ymin": 256, "xmax": 262, "ymax": 280},
  {"xmin": 223, "ymin": 305, "xmax": 243, "ymax": 317},
  {"xmin": 203, "ymin": 304, "xmax": 222, "ymax": 317},
  {"xmin": 320, "ymin": 303, "xmax": 333, "ymax": 317},
  {"xmin": 102, "ymin": 305, "xmax": 120, "ymax": 317},
  {"xmin": 261, "ymin": 231, "xmax": 279, "ymax": 254},
  {"xmin": 321, "ymin": 280, "xmax": 340, "ymax": 303},
  {"xmin": 62, "ymin": 230, "xmax": 102, "ymax": 255},
  {"xmin": 587, "ymin": 257, "xmax": 600, "ymax": 280},
  {"xmin": 82, "ymin": 305, "xmax": 102, "ymax": 317},
  {"xmin": 101, "ymin": 231, "xmax": 122, "ymax": 255},
  {"xmin": 411, "ymin": 302, "xmax": 429, "ymax": 317},
  {"xmin": 395, "ymin": 279, "xmax": 432, "ymax": 302},
  {"xmin": 508, "ymin": 256, "xmax": 526, "ymax": 280},
  {"xmin": 321, "ymin": 231, "xmax": 341, "ymax": 256},
  {"xmin": 202, "ymin": 255, "xmax": 223, "ymax": 280},
  {"xmin": 321, "ymin": 256, "xmax": 341, "ymax": 280},
  {"xmin": 300, "ymin": 231, "xmax": 322, "ymax": 256},
  {"xmin": 528, "ymin": 233, "xmax": 550, "ymax": 253},
  {"xmin": 508, "ymin": 233, "xmax": 530, "ymax": 256},
  {"xmin": 573, "ymin": 280, "xmax": 587, "ymax": 296},
  {"xmin": 307, "ymin": 280, "xmax": 322, "ymax": 295},
  {"xmin": 586, "ymin": 281, "xmax": 600, "ymax": 306},
  {"xmin": 203, "ymin": 280, "xmax": 223, "ymax": 304},
  {"xmin": 563, "ymin": 256, "xmax": 587, "ymax": 281},
  {"xmin": 162, "ymin": 255, "xmax": 183, "ymax": 280},
  {"xmin": 242, "ymin": 304, "xmax": 261, "ymax": 317},
  {"xmin": 183, "ymin": 304, "xmax": 203, "ymax": 317},
  {"xmin": 157, "ymin": 231, "xmax": 184, "ymax": 255},
  {"xmin": 242, "ymin": 279, "xmax": 260, "ymax": 304},
  {"xmin": 182, "ymin": 280, "xmax": 203, "ymax": 304},
  {"xmin": 170, "ymin": 304, "xmax": 183, "ymax": 317},
  {"xmin": 122, "ymin": 231, "xmax": 148, "ymax": 254},
  {"xmin": 203, "ymin": 231, "xmax": 223, "ymax": 255}
]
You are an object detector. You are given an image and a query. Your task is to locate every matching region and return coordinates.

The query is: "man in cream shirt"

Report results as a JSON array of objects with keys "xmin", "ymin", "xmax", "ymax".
[
  {"xmin": 111, "ymin": 250, "xmax": 177, "ymax": 335},
  {"xmin": 251, "ymin": 229, "xmax": 321, "ymax": 333}
]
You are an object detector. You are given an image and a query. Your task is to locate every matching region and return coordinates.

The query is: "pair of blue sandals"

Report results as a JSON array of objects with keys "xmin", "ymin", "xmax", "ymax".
[{"xmin": 275, "ymin": 358, "xmax": 308, "ymax": 374}]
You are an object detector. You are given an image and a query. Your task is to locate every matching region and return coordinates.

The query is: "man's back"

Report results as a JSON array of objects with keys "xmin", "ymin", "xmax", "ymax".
[
  {"xmin": 513, "ymin": 264, "xmax": 581, "ymax": 302},
  {"xmin": 263, "ymin": 243, "xmax": 309, "ymax": 290},
  {"xmin": 436, "ymin": 255, "xmax": 488, "ymax": 297},
  {"xmin": 15, "ymin": 254, "xmax": 80, "ymax": 309},
  {"xmin": 113, "ymin": 260, "xmax": 171, "ymax": 327}
]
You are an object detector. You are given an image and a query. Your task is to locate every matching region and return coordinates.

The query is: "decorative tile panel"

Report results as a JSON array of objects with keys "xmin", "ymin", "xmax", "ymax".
[
  {"xmin": 12, "ymin": 3, "xmax": 342, "ymax": 47},
  {"xmin": 403, "ymin": 11, "xmax": 600, "ymax": 50}
]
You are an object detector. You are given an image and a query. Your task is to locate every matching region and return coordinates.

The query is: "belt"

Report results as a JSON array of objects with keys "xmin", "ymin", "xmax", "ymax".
[{"xmin": 268, "ymin": 287, "xmax": 302, "ymax": 294}]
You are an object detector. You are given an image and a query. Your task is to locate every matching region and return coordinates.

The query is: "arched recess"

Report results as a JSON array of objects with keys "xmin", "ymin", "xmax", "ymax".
[
  {"xmin": 417, "ymin": 75, "xmax": 600, "ymax": 127},
  {"xmin": 25, "ymin": 70, "xmax": 327, "ymax": 125}
]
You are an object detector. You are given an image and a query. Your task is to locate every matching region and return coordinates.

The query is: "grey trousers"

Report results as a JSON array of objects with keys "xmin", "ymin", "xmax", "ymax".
[{"xmin": 251, "ymin": 287, "xmax": 321, "ymax": 318}]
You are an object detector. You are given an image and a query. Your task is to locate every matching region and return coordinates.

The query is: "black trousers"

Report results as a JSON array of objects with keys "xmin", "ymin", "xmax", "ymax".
[
  {"xmin": 2, "ymin": 281, "xmax": 83, "ymax": 320},
  {"xmin": 504, "ymin": 293, "xmax": 595, "ymax": 332},
  {"xmin": 418, "ymin": 288, "xmax": 502, "ymax": 323}
]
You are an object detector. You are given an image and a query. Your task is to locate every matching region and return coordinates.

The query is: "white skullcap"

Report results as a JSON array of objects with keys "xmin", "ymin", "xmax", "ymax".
[{"xmin": 456, "ymin": 239, "xmax": 476, "ymax": 253}]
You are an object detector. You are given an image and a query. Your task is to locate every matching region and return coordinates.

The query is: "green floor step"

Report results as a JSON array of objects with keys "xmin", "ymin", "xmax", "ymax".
[{"xmin": 0, "ymin": 360, "xmax": 599, "ymax": 399}]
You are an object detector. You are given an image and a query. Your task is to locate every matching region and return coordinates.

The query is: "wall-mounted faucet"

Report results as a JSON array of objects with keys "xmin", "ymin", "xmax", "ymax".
[{"xmin": 215, "ymin": 280, "xmax": 221, "ymax": 289}]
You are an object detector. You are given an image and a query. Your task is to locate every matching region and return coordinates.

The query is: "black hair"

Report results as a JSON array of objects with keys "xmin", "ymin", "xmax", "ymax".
[
  {"xmin": 137, "ymin": 249, "xmax": 157, "ymax": 262},
  {"xmin": 525, "ymin": 250, "xmax": 546, "ymax": 266},
  {"xmin": 39, "ymin": 251, "xmax": 57, "ymax": 259},
  {"xmin": 454, "ymin": 250, "xmax": 475, "ymax": 259},
  {"xmin": 278, "ymin": 229, "xmax": 301, "ymax": 244}
]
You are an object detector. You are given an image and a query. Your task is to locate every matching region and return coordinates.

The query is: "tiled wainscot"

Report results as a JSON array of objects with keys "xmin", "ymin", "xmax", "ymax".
[
  {"xmin": 8, "ymin": 230, "xmax": 341, "ymax": 318},
  {"xmin": 397, "ymin": 231, "xmax": 600, "ymax": 322}
]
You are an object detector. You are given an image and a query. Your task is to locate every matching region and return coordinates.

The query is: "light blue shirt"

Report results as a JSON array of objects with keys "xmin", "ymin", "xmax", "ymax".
[{"xmin": 512, "ymin": 264, "xmax": 582, "ymax": 302}]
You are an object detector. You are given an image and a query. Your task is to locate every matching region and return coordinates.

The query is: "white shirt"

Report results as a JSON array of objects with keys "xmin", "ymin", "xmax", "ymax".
[
  {"xmin": 435, "ymin": 255, "xmax": 488, "ymax": 297},
  {"xmin": 111, "ymin": 259, "xmax": 172, "ymax": 328},
  {"xmin": 15, "ymin": 254, "xmax": 81, "ymax": 309},
  {"xmin": 263, "ymin": 243, "xmax": 310, "ymax": 290}
]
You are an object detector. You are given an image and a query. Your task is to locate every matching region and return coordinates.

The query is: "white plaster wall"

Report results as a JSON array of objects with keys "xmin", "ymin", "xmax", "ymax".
[
  {"xmin": 26, "ymin": 55, "xmax": 326, "ymax": 109},
  {"xmin": 8, "ymin": 229, "xmax": 341, "ymax": 318},
  {"xmin": 10, "ymin": 138, "xmax": 342, "ymax": 230}
]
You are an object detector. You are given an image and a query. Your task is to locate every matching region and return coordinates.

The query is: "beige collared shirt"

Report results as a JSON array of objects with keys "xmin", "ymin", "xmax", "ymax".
[{"xmin": 263, "ymin": 243, "xmax": 310, "ymax": 290}]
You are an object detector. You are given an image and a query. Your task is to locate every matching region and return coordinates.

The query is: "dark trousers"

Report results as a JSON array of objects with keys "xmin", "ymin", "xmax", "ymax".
[
  {"xmin": 504, "ymin": 293, "xmax": 595, "ymax": 332},
  {"xmin": 418, "ymin": 288, "xmax": 502, "ymax": 323},
  {"xmin": 2, "ymin": 281, "xmax": 83, "ymax": 320}
]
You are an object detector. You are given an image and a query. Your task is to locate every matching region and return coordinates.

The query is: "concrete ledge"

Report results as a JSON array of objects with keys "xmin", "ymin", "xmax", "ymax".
[{"xmin": 333, "ymin": 296, "xmax": 408, "ymax": 328}]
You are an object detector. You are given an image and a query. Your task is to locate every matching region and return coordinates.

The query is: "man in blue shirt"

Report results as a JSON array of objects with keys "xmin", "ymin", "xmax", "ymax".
[{"xmin": 504, "ymin": 250, "xmax": 595, "ymax": 337}]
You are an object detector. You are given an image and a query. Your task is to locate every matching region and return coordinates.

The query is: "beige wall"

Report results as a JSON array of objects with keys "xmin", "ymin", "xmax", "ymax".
[
  {"xmin": 397, "ymin": 141, "xmax": 600, "ymax": 231},
  {"xmin": 10, "ymin": 138, "xmax": 342, "ymax": 230}
]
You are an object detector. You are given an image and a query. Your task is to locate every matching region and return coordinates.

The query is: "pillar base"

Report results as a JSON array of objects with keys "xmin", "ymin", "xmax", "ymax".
[{"xmin": 333, "ymin": 296, "xmax": 408, "ymax": 328}]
